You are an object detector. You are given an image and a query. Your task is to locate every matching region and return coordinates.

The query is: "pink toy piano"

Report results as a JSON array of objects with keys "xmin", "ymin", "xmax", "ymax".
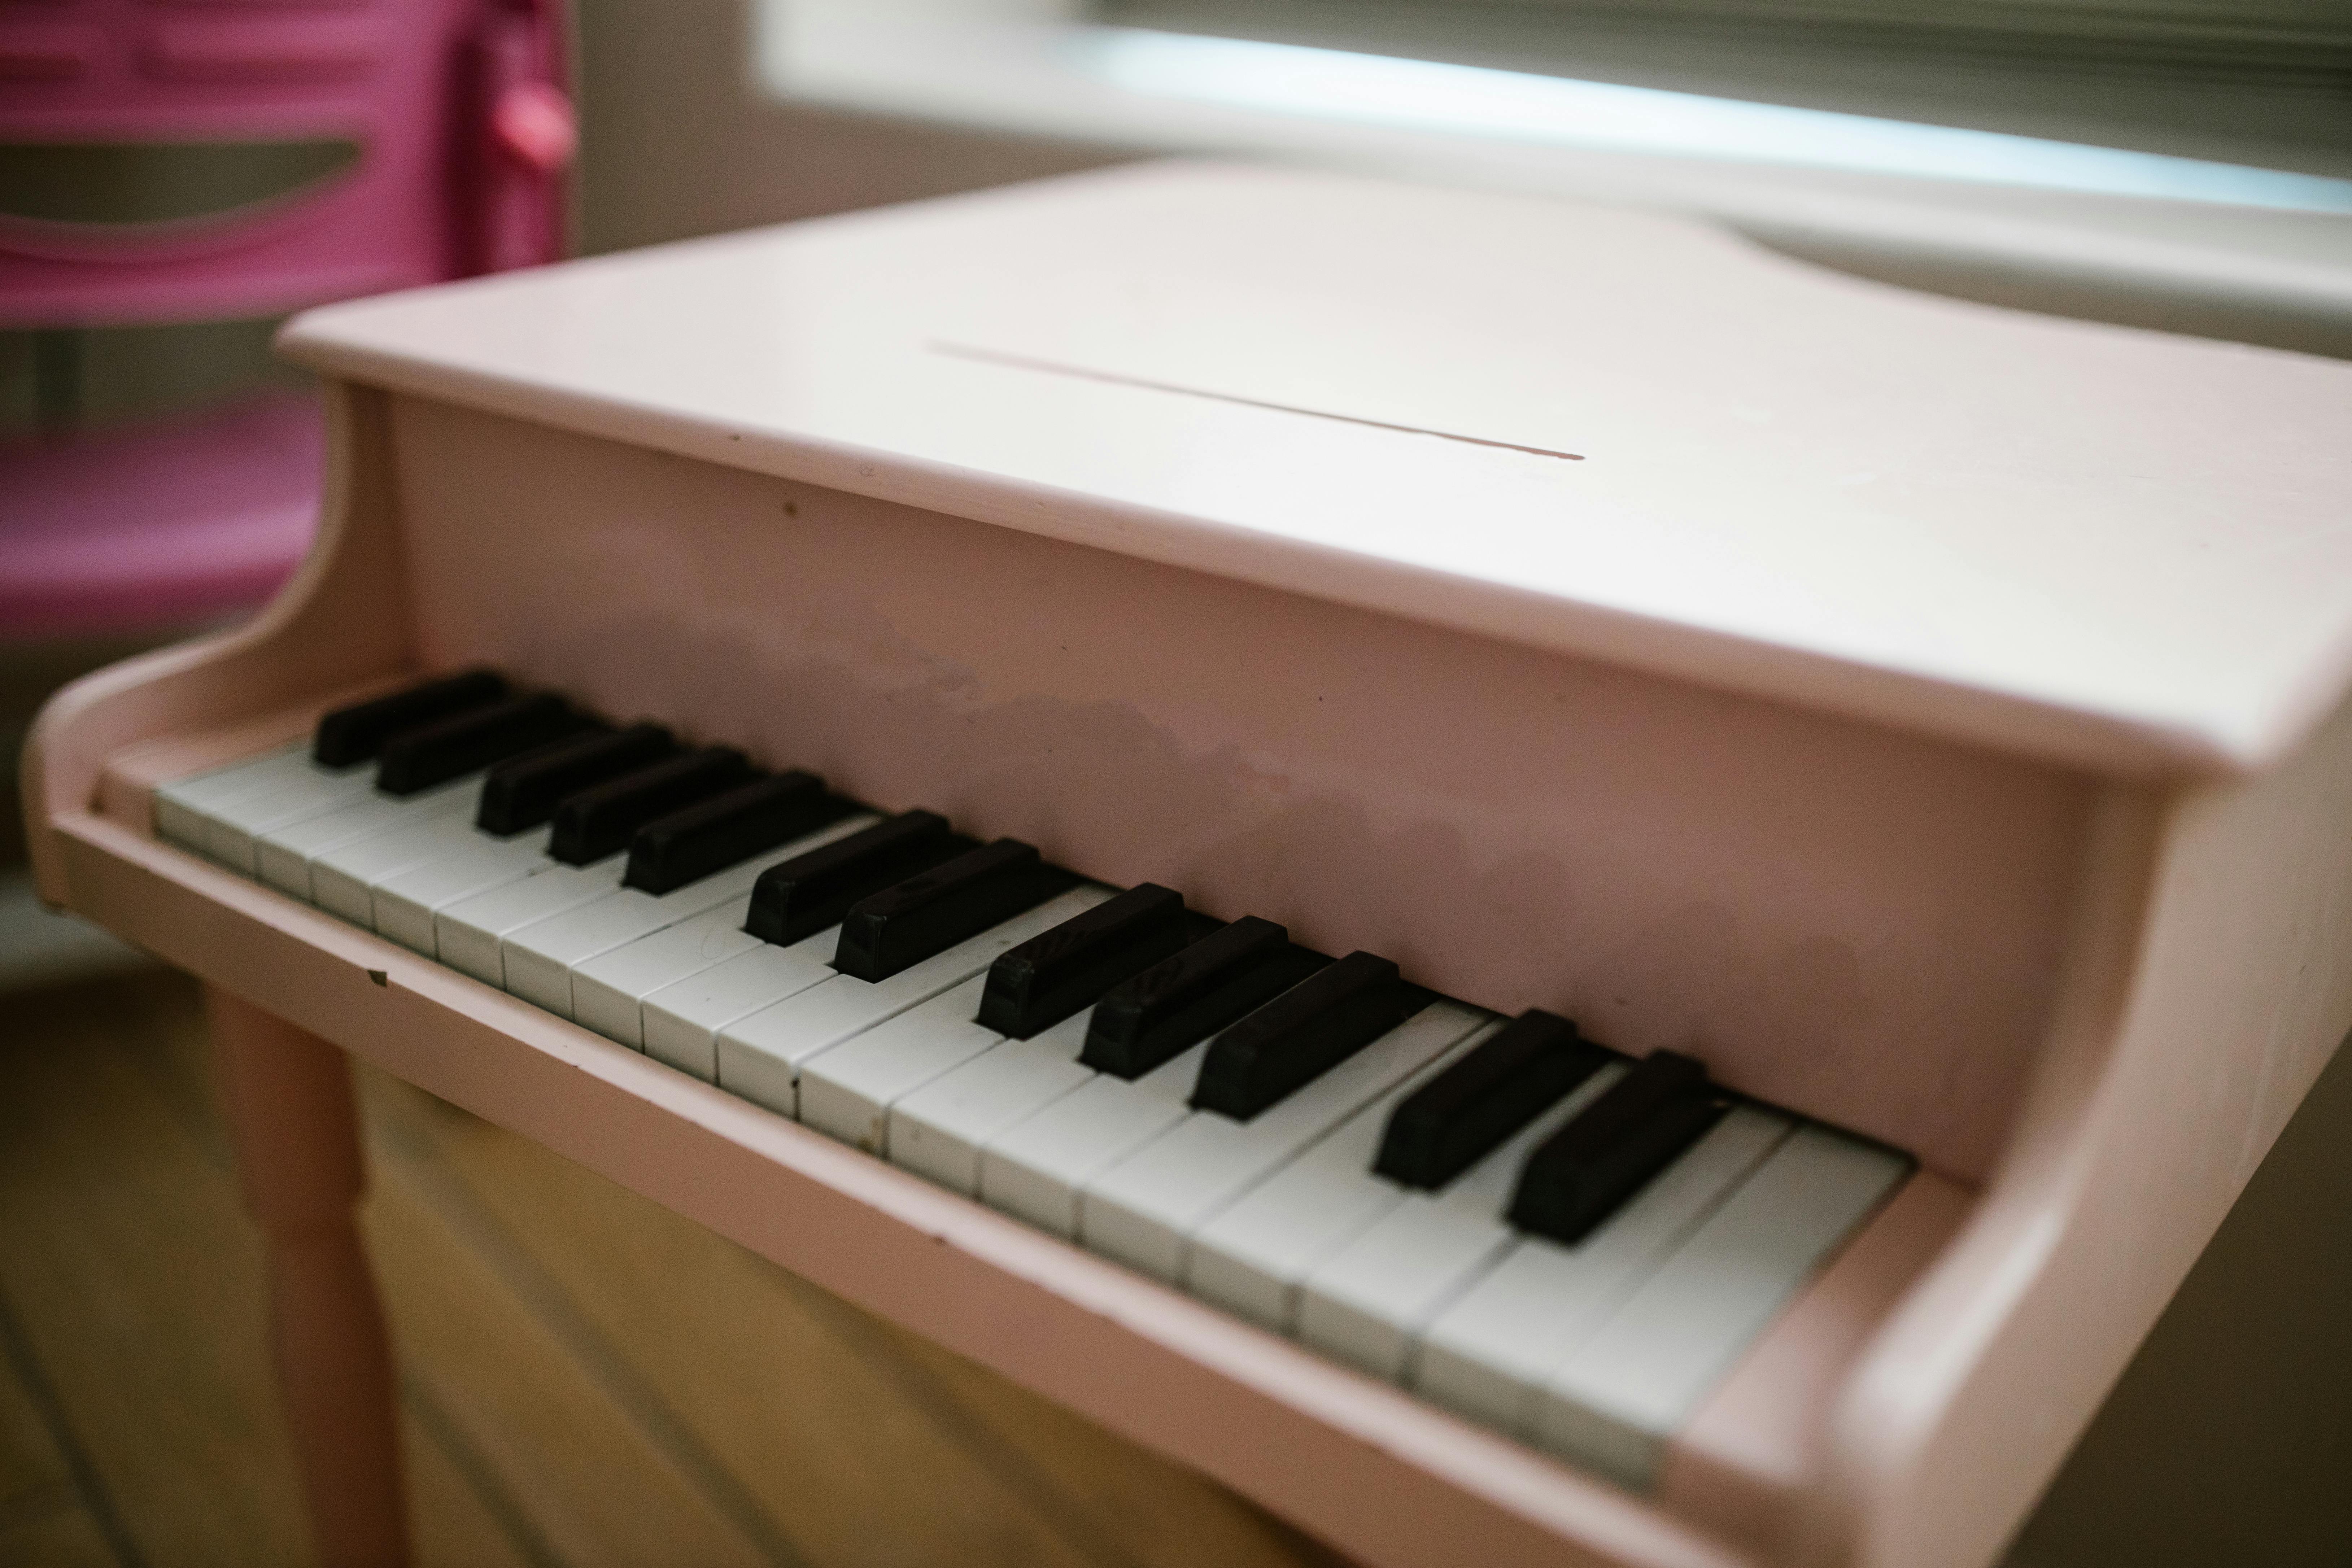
[{"xmin": 22, "ymin": 163, "xmax": 2352, "ymax": 1568}]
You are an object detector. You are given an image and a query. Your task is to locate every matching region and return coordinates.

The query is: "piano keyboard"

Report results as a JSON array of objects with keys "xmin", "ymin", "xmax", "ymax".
[{"xmin": 152, "ymin": 669, "xmax": 1913, "ymax": 1490}]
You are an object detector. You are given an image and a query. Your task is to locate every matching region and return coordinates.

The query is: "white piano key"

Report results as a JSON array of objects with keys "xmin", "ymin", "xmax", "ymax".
[
  {"xmin": 568, "ymin": 813, "xmax": 878, "ymax": 1047},
  {"xmin": 573, "ymin": 904, "xmax": 762, "ymax": 1047},
  {"xmin": 798, "ymin": 975, "xmax": 1000, "ymax": 1152},
  {"xmin": 1080, "ymin": 1000, "xmax": 1492, "ymax": 1283},
  {"xmin": 152, "ymin": 746, "xmax": 316, "ymax": 847},
  {"xmin": 200, "ymin": 767, "xmax": 380, "ymax": 873},
  {"xmin": 435, "ymin": 858, "xmax": 626, "ymax": 986},
  {"xmin": 253, "ymin": 778, "xmax": 478, "ymax": 899},
  {"xmin": 887, "ymin": 1006, "xmax": 1098, "ymax": 1195},
  {"xmin": 640, "ymin": 931, "xmax": 842, "ymax": 1083},
  {"xmin": 310, "ymin": 811, "xmax": 489, "ymax": 926},
  {"xmin": 978, "ymin": 1041, "xmax": 1208, "ymax": 1239},
  {"xmin": 1295, "ymin": 1061, "xmax": 1629, "ymax": 1380},
  {"xmin": 371, "ymin": 830, "xmax": 553, "ymax": 956},
  {"xmin": 1412, "ymin": 1106, "xmax": 1789, "ymax": 1433},
  {"xmin": 1185, "ymin": 1020, "xmax": 1541, "ymax": 1332},
  {"xmin": 501, "ymin": 838, "xmax": 825, "ymax": 1019},
  {"xmin": 715, "ymin": 884, "xmax": 1112, "ymax": 1121},
  {"xmin": 1530, "ymin": 1126, "xmax": 1911, "ymax": 1488},
  {"xmin": 155, "ymin": 743, "xmax": 307, "ymax": 802}
]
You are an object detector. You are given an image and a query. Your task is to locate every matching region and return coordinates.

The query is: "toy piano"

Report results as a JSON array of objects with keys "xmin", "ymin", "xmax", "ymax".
[{"xmin": 24, "ymin": 162, "xmax": 2352, "ymax": 1568}]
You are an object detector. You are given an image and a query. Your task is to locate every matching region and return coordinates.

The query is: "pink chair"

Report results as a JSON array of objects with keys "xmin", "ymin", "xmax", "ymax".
[{"xmin": 0, "ymin": 0, "xmax": 574, "ymax": 639}]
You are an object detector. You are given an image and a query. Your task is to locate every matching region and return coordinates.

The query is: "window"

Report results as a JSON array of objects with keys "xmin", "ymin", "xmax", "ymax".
[{"xmin": 1098, "ymin": 0, "xmax": 2352, "ymax": 176}]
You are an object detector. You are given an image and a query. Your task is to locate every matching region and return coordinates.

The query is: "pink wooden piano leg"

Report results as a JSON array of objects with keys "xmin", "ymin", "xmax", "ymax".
[{"xmin": 207, "ymin": 987, "xmax": 410, "ymax": 1568}]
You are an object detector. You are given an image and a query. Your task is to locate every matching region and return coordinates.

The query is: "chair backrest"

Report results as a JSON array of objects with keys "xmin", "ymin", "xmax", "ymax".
[{"xmin": 0, "ymin": 0, "xmax": 570, "ymax": 328}]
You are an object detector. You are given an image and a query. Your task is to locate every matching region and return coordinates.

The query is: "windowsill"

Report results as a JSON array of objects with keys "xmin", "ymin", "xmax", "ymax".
[{"xmin": 757, "ymin": 0, "xmax": 2352, "ymax": 354}]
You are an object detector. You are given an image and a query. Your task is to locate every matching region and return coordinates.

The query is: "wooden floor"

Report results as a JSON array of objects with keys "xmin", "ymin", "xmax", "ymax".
[{"xmin": 0, "ymin": 965, "xmax": 1337, "ymax": 1568}]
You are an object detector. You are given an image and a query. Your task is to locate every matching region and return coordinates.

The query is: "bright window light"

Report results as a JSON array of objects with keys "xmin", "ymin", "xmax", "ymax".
[{"xmin": 1087, "ymin": 27, "xmax": 2352, "ymax": 214}]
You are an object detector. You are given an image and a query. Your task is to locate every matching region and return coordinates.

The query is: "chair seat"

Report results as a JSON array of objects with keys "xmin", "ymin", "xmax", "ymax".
[{"xmin": 0, "ymin": 392, "xmax": 319, "ymax": 639}]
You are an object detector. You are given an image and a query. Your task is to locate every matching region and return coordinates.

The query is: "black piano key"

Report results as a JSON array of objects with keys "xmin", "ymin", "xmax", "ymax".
[
  {"xmin": 976, "ymin": 883, "xmax": 1193, "ymax": 1039},
  {"xmin": 1189, "ymin": 951, "xmax": 1413, "ymax": 1122},
  {"xmin": 373, "ymin": 692, "xmax": 593, "ymax": 797},
  {"xmin": 546, "ymin": 746, "xmax": 754, "ymax": 866},
  {"xmin": 743, "ymin": 810, "xmax": 976, "ymax": 947},
  {"xmin": 1080, "ymin": 917, "xmax": 1329, "ymax": 1081},
  {"xmin": 1373, "ymin": 1009, "xmax": 1608, "ymax": 1191},
  {"xmin": 622, "ymin": 772, "xmax": 853, "ymax": 895},
  {"xmin": 1506, "ymin": 1050, "xmax": 1727, "ymax": 1246},
  {"xmin": 831, "ymin": 839, "xmax": 1078, "ymax": 983},
  {"xmin": 313, "ymin": 668, "xmax": 505, "ymax": 767},
  {"xmin": 476, "ymin": 722, "xmax": 676, "ymax": 836}
]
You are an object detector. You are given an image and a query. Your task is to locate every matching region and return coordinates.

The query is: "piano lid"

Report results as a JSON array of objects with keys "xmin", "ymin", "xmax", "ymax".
[{"xmin": 277, "ymin": 162, "xmax": 2352, "ymax": 780}]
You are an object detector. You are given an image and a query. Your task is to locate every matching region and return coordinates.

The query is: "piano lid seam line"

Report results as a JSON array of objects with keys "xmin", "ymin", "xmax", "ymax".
[{"xmin": 926, "ymin": 341, "xmax": 1589, "ymax": 463}]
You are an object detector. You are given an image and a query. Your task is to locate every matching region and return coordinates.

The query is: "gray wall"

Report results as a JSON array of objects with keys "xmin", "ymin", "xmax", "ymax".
[{"xmin": 574, "ymin": 0, "xmax": 1127, "ymax": 257}]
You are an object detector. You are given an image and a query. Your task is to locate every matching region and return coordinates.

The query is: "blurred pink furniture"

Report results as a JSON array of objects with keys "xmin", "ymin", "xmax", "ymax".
[
  {"xmin": 0, "ymin": 0, "xmax": 573, "ymax": 639},
  {"xmin": 1, "ymin": 392, "xmax": 323, "ymax": 637}
]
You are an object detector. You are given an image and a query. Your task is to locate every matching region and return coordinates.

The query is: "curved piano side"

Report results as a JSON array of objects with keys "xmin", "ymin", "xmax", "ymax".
[{"xmin": 1816, "ymin": 690, "xmax": 2352, "ymax": 1568}]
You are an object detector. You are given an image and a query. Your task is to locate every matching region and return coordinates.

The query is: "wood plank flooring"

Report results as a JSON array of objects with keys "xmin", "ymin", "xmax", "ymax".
[{"xmin": 0, "ymin": 966, "xmax": 1334, "ymax": 1568}]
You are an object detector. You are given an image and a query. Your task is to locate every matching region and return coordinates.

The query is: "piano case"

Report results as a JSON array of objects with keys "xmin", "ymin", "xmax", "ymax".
[{"xmin": 24, "ymin": 162, "xmax": 2352, "ymax": 1568}]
